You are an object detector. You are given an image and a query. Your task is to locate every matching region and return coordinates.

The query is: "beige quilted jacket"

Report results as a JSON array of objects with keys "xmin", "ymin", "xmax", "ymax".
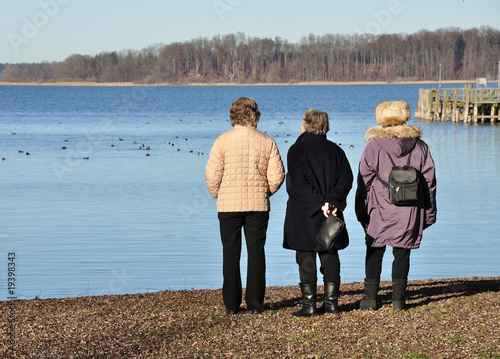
[{"xmin": 205, "ymin": 125, "xmax": 285, "ymax": 212}]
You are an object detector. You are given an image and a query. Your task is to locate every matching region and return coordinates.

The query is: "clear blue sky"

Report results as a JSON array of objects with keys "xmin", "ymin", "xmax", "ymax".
[{"xmin": 1, "ymin": 0, "xmax": 499, "ymax": 64}]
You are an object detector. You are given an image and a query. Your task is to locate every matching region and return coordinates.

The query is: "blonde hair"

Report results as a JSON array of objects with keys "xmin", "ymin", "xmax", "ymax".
[
  {"xmin": 229, "ymin": 97, "xmax": 260, "ymax": 127},
  {"xmin": 302, "ymin": 108, "xmax": 329, "ymax": 135}
]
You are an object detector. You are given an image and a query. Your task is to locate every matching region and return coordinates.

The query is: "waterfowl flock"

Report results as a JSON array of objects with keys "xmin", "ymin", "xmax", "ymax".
[
  {"xmin": 1, "ymin": 119, "xmax": 355, "ymax": 162},
  {"xmin": 3, "ymin": 135, "xmax": 207, "ymax": 161}
]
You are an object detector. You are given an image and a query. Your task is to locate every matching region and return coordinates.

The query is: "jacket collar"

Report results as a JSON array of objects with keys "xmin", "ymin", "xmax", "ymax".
[
  {"xmin": 296, "ymin": 131, "xmax": 327, "ymax": 142},
  {"xmin": 234, "ymin": 124, "xmax": 257, "ymax": 130}
]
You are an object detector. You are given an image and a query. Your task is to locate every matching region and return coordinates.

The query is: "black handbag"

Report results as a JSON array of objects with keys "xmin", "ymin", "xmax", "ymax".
[{"xmin": 315, "ymin": 213, "xmax": 349, "ymax": 250}]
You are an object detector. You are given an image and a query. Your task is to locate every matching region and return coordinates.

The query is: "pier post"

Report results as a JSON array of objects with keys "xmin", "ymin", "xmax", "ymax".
[
  {"xmin": 415, "ymin": 88, "xmax": 424, "ymax": 119},
  {"xmin": 452, "ymin": 89, "xmax": 458, "ymax": 122},
  {"xmin": 425, "ymin": 89, "xmax": 433, "ymax": 120},
  {"xmin": 464, "ymin": 85, "xmax": 471, "ymax": 123},
  {"xmin": 432, "ymin": 88, "xmax": 441, "ymax": 121},
  {"xmin": 443, "ymin": 89, "xmax": 450, "ymax": 121}
]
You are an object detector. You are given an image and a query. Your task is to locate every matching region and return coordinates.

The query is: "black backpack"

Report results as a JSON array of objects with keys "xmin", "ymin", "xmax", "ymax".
[{"xmin": 376, "ymin": 149, "xmax": 420, "ymax": 206}]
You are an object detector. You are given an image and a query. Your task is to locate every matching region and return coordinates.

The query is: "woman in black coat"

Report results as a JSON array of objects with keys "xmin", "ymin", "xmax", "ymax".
[{"xmin": 283, "ymin": 109, "xmax": 353, "ymax": 316}]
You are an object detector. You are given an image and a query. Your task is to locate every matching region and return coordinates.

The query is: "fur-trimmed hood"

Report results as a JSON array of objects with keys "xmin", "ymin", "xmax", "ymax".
[
  {"xmin": 364, "ymin": 124, "xmax": 421, "ymax": 141},
  {"xmin": 364, "ymin": 124, "xmax": 422, "ymax": 158}
]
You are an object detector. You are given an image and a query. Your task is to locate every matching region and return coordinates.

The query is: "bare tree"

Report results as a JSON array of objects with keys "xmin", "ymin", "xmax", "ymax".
[{"xmin": 2, "ymin": 28, "xmax": 499, "ymax": 84}]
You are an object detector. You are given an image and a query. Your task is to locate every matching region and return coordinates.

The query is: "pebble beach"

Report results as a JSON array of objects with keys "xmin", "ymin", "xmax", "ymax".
[{"xmin": 2, "ymin": 276, "xmax": 499, "ymax": 358}]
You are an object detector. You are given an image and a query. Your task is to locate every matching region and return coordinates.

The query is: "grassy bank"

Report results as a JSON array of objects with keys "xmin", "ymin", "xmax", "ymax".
[{"xmin": 1, "ymin": 277, "xmax": 499, "ymax": 358}]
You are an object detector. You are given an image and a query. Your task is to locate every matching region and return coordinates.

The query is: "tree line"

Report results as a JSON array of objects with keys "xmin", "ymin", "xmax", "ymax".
[{"xmin": 1, "ymin": 26, "xmax": 499, "ymax": 84}]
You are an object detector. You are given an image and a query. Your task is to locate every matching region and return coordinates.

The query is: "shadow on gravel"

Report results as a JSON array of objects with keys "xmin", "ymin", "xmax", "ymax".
[
  {"xmin": 403, "ymin": 278, "xmax": 500, "ymax": 309},
  {"xmin": 265, "ymin": 278, "xmax": 500, "ymax": 313}
]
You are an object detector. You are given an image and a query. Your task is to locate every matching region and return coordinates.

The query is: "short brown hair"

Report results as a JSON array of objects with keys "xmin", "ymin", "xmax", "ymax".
[
  {"xmin": 302, "ymin": 109, "xmax": 329, "ymax": 135},
  {"xmin": 229, "ymin": 97, "xmax": 261, "ymax": 127}
]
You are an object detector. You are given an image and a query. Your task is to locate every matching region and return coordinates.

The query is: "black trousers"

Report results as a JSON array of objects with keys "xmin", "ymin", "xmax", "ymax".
[
  {"xmin": 295, "ymin": 250, "xmax": 340, "ymax": 284},
  {"xmin": 365, "ymin": 246, "xmax": 411, "ymax": 281},
  {"xmin": 218, "ymin": 211, "xmax": 269, "ymax": 311}
]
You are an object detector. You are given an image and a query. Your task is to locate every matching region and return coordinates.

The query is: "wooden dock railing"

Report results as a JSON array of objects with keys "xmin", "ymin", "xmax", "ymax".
[{"xmin": 415, "ymin": 84, "xmax": 500, "ymax": 123}]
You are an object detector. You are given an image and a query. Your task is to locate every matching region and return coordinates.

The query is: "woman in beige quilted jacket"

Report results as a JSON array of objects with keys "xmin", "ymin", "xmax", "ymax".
[{"xmin": 205, "ymin": 97, "xmax": 285, "ymax": 315}]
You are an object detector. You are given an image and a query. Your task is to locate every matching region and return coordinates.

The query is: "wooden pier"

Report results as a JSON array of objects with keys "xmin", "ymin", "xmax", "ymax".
[{"xmin": 415, "ymin": 84, "xmax": 500, "ymax": 123}]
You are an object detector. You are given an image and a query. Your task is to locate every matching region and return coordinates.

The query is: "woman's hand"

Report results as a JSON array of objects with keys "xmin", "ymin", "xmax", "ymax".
[{"xmin": 321, "ymin": 202, "xmax": 338, "ymax": 218}]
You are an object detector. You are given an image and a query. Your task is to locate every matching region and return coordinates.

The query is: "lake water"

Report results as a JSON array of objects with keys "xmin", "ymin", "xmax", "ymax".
[{"xmin": 1, "ymin": 84, "xmax": 499, "ymax": 300}]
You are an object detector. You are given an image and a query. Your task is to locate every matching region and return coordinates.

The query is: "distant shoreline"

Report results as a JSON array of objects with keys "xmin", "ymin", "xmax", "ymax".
[{"xmin": 0, "ymin": 80, "xmax": 477, "ymax": 87}]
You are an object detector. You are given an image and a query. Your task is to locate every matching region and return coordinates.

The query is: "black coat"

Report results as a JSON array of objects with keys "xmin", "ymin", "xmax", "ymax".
[{"xmin": 283, "ymin": 132, "xmax": 353, "ymax": 251}]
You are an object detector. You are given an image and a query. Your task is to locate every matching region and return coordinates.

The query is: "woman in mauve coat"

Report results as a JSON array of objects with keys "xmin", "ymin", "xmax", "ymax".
[
  {"xmin": 355, "ymin": 100, "xmax": 437, "ymax": 311},
  {"xmin": 283, "ymin": 108, "xmax": 353, "ymax": 317}
]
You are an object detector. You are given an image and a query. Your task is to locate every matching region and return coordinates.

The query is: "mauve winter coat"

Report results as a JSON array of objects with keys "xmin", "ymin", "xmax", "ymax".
[
  {"xmin": 355, "ymin": 124, "xmax": 437, "ymax": 249},
  {"xmin": 283, "ymin": 132, "xmax": 353, "ymax": 252}
]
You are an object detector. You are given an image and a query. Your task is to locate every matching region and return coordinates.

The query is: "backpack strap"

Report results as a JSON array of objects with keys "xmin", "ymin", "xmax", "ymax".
[
  {"xmin": 375, "ymin": 172, "xmax": 389, "ymax": 189},
  {"xmin": 375, "ymin": 150, "xmax": 390, "ymax": 189},
  {"xmin": 375, "ymin": 149, "xmax": 413, "ymax": 189},
  {"xmin": 405, "ymin": 150, "xmax": 413, "ymax": 167},
  {"xmin": 386, "ymin": 150, "xmax": 413, "ymax": 167},
  {"xmin": 386, "ymin": 152, "xmax": 397, "ymax": 167}
]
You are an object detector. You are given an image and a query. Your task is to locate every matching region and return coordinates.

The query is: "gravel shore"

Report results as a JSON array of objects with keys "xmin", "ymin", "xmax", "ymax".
[{"xmin": 2, "ymin": 276, "xmax": 499, "ymax": 358}]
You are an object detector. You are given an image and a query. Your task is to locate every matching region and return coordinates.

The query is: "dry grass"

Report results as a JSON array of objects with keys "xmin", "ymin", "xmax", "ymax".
[
  {"xmin": 0, "ymin": 80, "xmax": 470, "ymax": 87},
  {"xmin": 1, "ymin": 277, "xmax": 499, "ymax": 358}
]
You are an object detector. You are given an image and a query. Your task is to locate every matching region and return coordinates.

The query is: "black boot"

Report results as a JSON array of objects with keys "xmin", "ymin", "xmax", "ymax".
[
  {"xmin": 392, "ymin": 278, "xmax": 407, "ymax": 310},
  {"xmin": 292, "ymin": 282, "xmax": 317, "ymax": 317},
  {"xmin": 359, "ymin": 278, "xmax": 379, "ymax": 310},
  {"xmin": 318, "ymin": 281, "xmax": 340, "ymax": 314}
]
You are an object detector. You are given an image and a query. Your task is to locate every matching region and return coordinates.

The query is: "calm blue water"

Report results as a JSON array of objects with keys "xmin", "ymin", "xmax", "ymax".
[{"xmin": 1, "ymin": 84, "xmax": 499, "ymax": 300}]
